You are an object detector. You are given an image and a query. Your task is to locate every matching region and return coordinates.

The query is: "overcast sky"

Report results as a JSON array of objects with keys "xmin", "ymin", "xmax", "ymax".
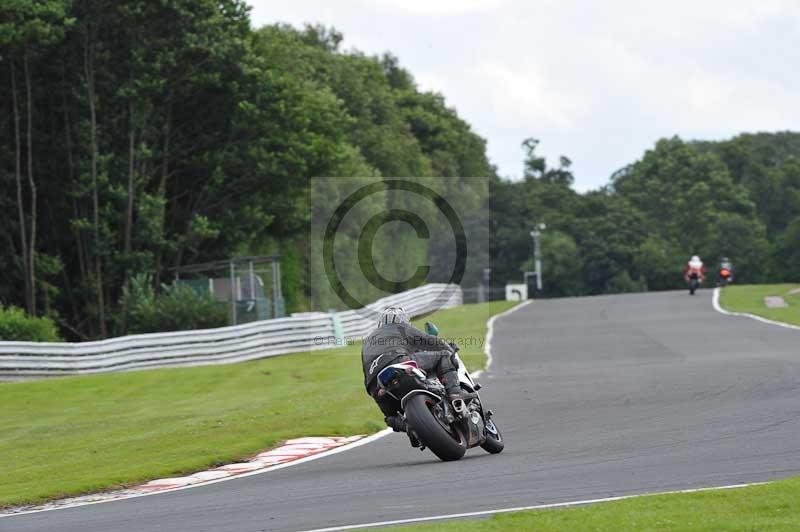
[{"xmin": 249, "ymin": 0, "xmax": 800, "ymax": 191}]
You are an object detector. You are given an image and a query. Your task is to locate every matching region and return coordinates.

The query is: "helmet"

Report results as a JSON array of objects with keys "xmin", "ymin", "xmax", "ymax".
[
  {"xmin": 378, "ymin": 307, "xmax": 409, "ymax": 327},
  {"xmin": 722, "ymin": 256, "xmax": 729, "ymax": 262},
  {"xmin": 691, "ymin": 255, "xmax": 701, "ymax": 262}
]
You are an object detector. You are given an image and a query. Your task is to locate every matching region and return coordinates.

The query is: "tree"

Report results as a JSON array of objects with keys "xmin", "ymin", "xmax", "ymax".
[
  {"xmin": 522, "ymin": 231, "xmax": 582, "ymax": 297},
  {"xmin": 633, "ymin": 235, "xmax": 685, "ymax": 291},
  {"xmin": 774, "ymin": 216, "xmax": 800, "ymax": 282},
  {"xmin": 0, "ymin": 0, "xmax": 71, "ymax": 315},
  {"xmin": 706, "ymin": 213, "xmax": 769, "ymax": 284}
]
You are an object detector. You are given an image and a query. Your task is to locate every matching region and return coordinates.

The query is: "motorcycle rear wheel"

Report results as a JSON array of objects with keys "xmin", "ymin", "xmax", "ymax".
[{"xmin": 404, "ymin": 394, "xmax": 467, "ymax": 461}]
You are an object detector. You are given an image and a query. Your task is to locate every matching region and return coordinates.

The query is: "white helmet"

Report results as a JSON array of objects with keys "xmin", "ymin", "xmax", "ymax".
[
  {"xmin": 691, "ymin": 255, "xmax": 701, "ymax": 262},
  {"xmin": 378, "ymin": 307, "xmax": 409, "ymax": 327}
]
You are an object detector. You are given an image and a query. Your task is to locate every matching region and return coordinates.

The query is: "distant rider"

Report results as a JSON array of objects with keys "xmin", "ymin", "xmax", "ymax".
[
  {"xmin": 718, "ymin": 256, "xmax": 734, "ymax": 284},
  {"xmin": 684, "ymin": 255, "xmax": 706, "ymax": 283},
  {"xmin": 362, "ymin": 307, "xmax": 462, "ymax": 436}
]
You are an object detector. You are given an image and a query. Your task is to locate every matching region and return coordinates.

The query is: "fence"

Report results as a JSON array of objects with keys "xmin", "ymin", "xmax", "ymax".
[{"xmin": 0, "ymin": 284, "xmax": 461, "ymax": 378}]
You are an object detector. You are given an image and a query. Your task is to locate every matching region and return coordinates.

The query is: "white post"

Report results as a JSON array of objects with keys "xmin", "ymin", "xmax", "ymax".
[
  {"xmin": 229, "ymin": 260, "xmax": 237, "ymax": 325},
  {"xmin": 531, "ymin": 223, "xmax": 546, "ymax": 294}
]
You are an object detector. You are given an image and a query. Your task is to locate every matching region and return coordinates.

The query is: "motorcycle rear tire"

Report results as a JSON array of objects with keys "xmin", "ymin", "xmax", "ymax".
[{"xmin": 405, "ymin": 394, "xmax": 467, "ymax": 461}]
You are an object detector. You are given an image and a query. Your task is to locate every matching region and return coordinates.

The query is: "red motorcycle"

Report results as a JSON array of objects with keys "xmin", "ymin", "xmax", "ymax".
[
  {"xmin": 684, "ymin": 265, "xmax": 705, "ymax": 295},
  {"xmin": 718, "ymin": 267, "xmax": 732, "ymax": 287}
]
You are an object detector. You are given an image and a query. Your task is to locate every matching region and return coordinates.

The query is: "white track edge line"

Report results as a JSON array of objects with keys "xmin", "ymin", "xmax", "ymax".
[
  {"xmin": 294, "ymin": 482, "xmax": 764, "ymax": 532},
  {"xmin": 1, "ymin": 429, "xmax": 393, "ymax": 519},
  {"xmin": 712, "ymin": 287, "xmax": 800, "ymax": 331},
  {"xmin": 472, "ymin": 299, "xmax": 532, "ymax": 379},
  {"xmin": 2, "ymin": 301, "xmax": 525, "ymax": 518}
]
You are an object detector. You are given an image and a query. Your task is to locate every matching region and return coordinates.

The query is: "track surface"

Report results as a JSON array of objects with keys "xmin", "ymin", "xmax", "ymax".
[{"xmin": 6, "ymin": 290, "xmax": 800, "ymax": 532}]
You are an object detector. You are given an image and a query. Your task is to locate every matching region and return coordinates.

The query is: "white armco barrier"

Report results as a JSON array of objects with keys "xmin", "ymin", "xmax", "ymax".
[{"xmin": 0, "ymin": 284, "xmax": 462, "ymax": 378}]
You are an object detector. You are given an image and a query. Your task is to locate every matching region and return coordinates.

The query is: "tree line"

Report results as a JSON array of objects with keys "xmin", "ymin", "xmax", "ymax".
[
  {"xmin": 491, "ymin": 132, "xmax": 800, "ymax": 296},
  {"xmin": 2, "ymin": 2, "xmax": 799, "ymax": 340},
  {"xmin": 0, "ymin": 1, "xmax": 492, "ymax": 339}
]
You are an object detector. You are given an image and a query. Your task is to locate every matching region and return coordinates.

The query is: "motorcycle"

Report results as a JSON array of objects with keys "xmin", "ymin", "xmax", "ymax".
[
  {"xmin": 717, "ymin": 268, "xmax": 732, "ymax": 287},
  {"xmin": 375, "ymin": 322, "xmax": 504, "ymax": 461},
  {"xmin": 687, "ymin": 272, "xmax": 701, "ymax": 295}
]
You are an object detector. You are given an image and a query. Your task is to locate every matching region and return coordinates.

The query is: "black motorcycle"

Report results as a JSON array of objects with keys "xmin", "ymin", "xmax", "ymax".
[
  {"xmin": 375, "ymin": 322, "xmax": 504, "ymax": 461},
  {"xmin": 688, "ymin": 272, "xmax": 700, "ymax": 295}
]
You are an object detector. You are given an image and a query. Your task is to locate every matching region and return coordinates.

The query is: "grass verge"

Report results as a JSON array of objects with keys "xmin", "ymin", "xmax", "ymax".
[
  {"xmin": 380, "ymin": 477, "xmax": 800, "ymax": 531},
  {"xmin": 718, "ymin": 284, "xmax": 800, "ymax": 326},
  {"xmin": 0, "ymin": 300, "xmax": 515, "ymax": 508}
]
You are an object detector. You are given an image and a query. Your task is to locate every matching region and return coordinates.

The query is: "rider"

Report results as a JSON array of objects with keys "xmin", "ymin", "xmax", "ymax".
[
  {"xmin": 684, "ymin": 255, "xmax": 706, "ymax": 283},
  {"xmin": 719, "ymin": 256, "xmax": 734, "ymax": 283},
  {"xmin": 362, "ymin": 307, "xmax": 462, "ymax": 435}
]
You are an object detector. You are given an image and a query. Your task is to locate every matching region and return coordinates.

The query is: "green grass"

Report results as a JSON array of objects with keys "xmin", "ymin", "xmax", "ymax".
[
  {"xmin": 412, "ymin": 300, "xmax": 513, "ymax": 371},
  {"xmin": 0, "ymin": 300, "xmax": 515, "ymax": 508},
  {"xmin": 380, "ymin": 476, "xmax": 800, "ymax": 531},
  {"xmin": 719, "ymin": 284, "xmax": 800, "ymax": 326}
]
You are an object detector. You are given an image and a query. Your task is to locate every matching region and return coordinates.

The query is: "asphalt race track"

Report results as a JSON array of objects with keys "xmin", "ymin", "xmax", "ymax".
[{"xmin": 6, "ymin": 290, "xmax": 800, "ymax": 532}]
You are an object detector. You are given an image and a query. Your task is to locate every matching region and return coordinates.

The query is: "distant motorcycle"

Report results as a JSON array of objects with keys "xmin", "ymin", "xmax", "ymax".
[
  {"xmin": 375, "ymin": 322, "xmax": 504, "ymax": 461},
  {"xmin": 717, "ymin": 267, "xmax": 733, "ymax": 287},
  {"xmin": 686, "ymin": 271, "xmax": 702, "ymax": 295}
]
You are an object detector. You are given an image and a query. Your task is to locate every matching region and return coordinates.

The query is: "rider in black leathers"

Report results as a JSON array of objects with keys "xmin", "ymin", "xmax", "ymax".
[{"xmin": 362, "ymin": 307, "xmax": 461, "ymax": 434}]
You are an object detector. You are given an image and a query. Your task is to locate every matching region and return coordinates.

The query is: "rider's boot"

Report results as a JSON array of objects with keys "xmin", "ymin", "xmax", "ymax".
[
  {"xmin": 385, "ymin": 416, "xmax": 406, "ymax": 433},
  {"xmin": 387, "ymin": 416, "xmax": 421, "ymax": 448}
]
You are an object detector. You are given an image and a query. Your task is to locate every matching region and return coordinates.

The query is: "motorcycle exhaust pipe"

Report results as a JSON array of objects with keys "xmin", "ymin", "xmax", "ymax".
[{"xmin": 452, "ymin": 398, "xmax": 466, "ymax": 414}]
